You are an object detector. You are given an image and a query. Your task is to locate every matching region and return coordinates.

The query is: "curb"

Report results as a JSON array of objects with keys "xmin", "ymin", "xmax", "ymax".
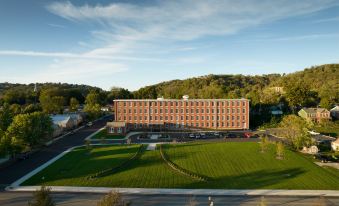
[
  {"xmin": 85, "ymin": 127, "xmax": 106, "ymax": 141},
  {"xmin": 6, "ymin": 186, "xmax": 339, "ymax": 197}
]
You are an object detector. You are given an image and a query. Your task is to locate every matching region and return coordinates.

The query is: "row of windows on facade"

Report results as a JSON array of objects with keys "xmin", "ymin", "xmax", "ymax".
[
  {"xmin": 125, "ymin": 122, "xmax": 245, "ymax": 128},
  {"xmin": 307, "ymin": 113, "xmax": 329, "ymax": 117},
  {"xmin": 119, "ymin": 108, "xmax": 247, "ymax": 114},
  {"xmin": 118, "ymin": 115, "xmax": 246, "ymax": 121},
  {"xmin": 118, "ymin": 100, "xmax": 247, "ymax": 107}
]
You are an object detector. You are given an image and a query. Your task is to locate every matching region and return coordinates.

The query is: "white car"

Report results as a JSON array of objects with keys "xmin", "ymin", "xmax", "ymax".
[{"xmin": 86, "ymin": 122, "xmax": 93, "ymax": 127}]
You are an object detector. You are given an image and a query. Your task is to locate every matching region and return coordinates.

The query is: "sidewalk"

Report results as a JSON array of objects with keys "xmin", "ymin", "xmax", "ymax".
[{"xmin": 6, "ymin": 186, "xmax": 339, "ymax": 197}]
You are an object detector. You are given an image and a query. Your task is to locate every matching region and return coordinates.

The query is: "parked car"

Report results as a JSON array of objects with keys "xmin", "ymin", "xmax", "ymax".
[
  {"xmin": 200, "ymin": 133, "xmax": 206, "ymax": 139},
  {"xmin": 243, "ymin": 132, "xmax": 252, "ymax": 138},
  {"xmin": 86, "ymin": 122, "xmax": 93, "ymax": 127},
  {"xmin": 226, "ymin": 133, "xmax": 237, "ymax": 138},
  {"xmin": 195, "ymin": 134, "xmax": 201, "ymax": 139},
  {"xmin": 189, "ymin": 133, "xmax": 195, "ymax": 139}
]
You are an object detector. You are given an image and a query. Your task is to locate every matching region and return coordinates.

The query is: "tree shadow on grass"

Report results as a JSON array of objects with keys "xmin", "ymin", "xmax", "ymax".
[{"xmin": 182, "ymin": 168, "xmax": 306, "ymax": 189}]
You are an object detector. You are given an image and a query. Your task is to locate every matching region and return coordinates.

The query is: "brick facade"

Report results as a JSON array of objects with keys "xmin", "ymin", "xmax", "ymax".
[{"xmin": 114, "ymin": 98, "xmax": 249, "ymax": 130}]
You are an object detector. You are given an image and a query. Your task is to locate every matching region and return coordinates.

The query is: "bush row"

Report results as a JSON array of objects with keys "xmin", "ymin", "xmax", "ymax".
[
  {"xmin": 87, "ymin": 145, "xmax": 145, "ymax": 180},
  {"xmin": 159, "ymin": 144, "xmax": 210, "ymax": 182}
]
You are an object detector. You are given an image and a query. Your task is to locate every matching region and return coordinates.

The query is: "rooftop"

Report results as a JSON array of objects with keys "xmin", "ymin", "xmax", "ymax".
[{"xmin": 302, "ymin": 108, "xmax": 329, "ymax": 114}]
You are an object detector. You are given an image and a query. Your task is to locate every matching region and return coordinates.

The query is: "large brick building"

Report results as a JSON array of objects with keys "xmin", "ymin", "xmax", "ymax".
[{"xmin": 107, "ymin": 96, "xmax": 249, "ymax": 133}]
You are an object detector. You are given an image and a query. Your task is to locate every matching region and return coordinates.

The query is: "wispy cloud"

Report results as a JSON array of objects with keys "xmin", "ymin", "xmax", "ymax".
[
  {"xmin": 313, "ymin": 16, "xmax": 339, "ymax": 23},
  {"xmin": 2, "ymin": 0, "xmax": 339, "ymax": 88},
  {"xmin": 0, "ymin": 50, "xmax": 162, "ymax": 61},
  {"xmin": 47, "ymin": 23, "xmax": 66, "ymax": 29}
]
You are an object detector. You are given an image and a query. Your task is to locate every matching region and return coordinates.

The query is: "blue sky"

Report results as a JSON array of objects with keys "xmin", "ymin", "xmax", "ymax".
[{"xmin": 0, "ymin": 0, "xmax": 338, "ymax": 91}]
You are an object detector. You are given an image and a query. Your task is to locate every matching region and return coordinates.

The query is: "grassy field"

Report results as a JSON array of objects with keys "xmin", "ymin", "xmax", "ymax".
[
  {"xmin": 23, "ymin": 142, "xmax": 339, "ymax": 189},
  {"xmin": 163, "ymin": 142, "xmax": 339, "ymax": 189},
  {"xmin": 91, "ymin": 129, "xmax": 126, "ymax": 140}
]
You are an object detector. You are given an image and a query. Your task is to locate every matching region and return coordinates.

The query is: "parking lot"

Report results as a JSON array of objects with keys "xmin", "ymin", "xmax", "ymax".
[{"xmin": 129, "ymin": 131, "xmax": 260, "ymax": 143}]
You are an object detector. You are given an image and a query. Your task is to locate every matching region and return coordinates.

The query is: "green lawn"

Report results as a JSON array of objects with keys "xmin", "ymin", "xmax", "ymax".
[
  {"xmin": 163, "ymin": 142, "xmax": 339, "ymax": 189},
  {"xmin": 91, "ymin": 129, "xmax": 126, "ymax": 140},
  {"xmin": 23, "ymin": 142, "xmax": 339, "ymax": 189}
]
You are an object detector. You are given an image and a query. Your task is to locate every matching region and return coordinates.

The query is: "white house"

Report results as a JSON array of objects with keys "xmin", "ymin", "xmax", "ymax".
[
  {"xmin": 331, "ymin": 138, "xmax": 339, "ymax": 151},
  {"xmin": 50, "ymin": 115, "xmax": 74, "ymax": 130}
]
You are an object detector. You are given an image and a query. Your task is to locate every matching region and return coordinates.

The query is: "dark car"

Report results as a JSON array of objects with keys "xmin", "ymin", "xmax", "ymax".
[
  {"xmin": 226, "ymin": 133, "xmax": 237, "ymax": 138},
  {"xmin": 314, "ymin": 154, "xmax": 339, "ymax": 163}
]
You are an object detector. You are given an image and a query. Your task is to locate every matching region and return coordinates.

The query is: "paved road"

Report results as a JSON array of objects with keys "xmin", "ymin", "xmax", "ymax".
[
  {"xmin": 1, "ymin": 192, "xmax": 339, "ymax": 206},
  {"xmin": 0, "ymin": 116, "xmax": 112, "ymax": 189}
]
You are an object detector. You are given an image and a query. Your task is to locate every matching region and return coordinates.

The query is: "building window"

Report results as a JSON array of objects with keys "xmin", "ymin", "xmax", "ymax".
[
  {"xmin": 201, "ymin": 116, "xmax": 204, "ymax": 120},
  {"xmin": 117, "ymin": 127, "xmax": 122, "ymax": 134},
  {"xmin": 201, "ymin": 109, "xmax": 204, "ymax": 113}
]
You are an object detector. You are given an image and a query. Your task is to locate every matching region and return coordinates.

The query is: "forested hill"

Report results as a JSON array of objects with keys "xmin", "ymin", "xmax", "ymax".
[
  {"xmin": 133, "ymin": 64, "xmax": 338, "ymax": 109},
  {"xmin": 0, "ymin": 83, "xmax": 101, "ymax": 105},
  {"xmin": 0, "ymin": 64, "xmax": 338, "ymax": 109}
]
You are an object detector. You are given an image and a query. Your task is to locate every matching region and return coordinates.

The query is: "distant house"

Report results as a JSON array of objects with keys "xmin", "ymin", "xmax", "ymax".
[
  {"xmin": 271, "ymin": 86, "xmax": 284, "ymax": 93},
  {"xmin": 331, "ymin": 138, "xmax": 339, "ymax": 151},
  {"xmin": 298, "ymin": 108, "xmax": 331, "ymax": 123},
  {"xmin": 330, "ymin": 106, "xmax": 339, "ymax": 120},
  {"xmin": 50, "ymin": 114, "xmax": 75, "ymax": 130},
  {"xmin": 106, "ymin": 121, "xmax": 127, "ymax": 135},
  {"xmin": 69, "ymin": 113, "xmax": 83, "ymax": 126},
  {"xmin": 52, "ymin": 124, "xmax": 63, "ymax": 138}
]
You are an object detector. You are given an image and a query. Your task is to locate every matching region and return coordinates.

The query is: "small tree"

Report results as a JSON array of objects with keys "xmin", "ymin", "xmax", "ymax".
[
  {"xmin": 97, "ymin": 191, "xmax": 129, "ymax": 206},
  {"xmin": 260, "ymin": 135, "xmax": 269, "ymax": 153},
  {"xmin": 276, "ymin": 141, "xmax": 284, "ymax": 160},
  {"xmin": 126, "ymin": 138, "xmax": 131, "ymax": 145},
  {"xmin": 28, "ymin": 186, "xmax": 55, "ymax": 206},
  {"xmin": 69, "ymin": 97, "xmax": 80, "ymax": 112}
]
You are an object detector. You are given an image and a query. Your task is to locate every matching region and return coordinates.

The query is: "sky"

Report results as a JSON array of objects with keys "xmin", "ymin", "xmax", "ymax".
[{"xmin": 0, "ymin": 0, "xmax": 338, "ymax": 91}]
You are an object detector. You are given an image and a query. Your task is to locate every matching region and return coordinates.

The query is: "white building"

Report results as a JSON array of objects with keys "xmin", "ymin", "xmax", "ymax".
[{"xmin": 331, "ymin": 138, "xmax": 339, "ymax": 151}]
